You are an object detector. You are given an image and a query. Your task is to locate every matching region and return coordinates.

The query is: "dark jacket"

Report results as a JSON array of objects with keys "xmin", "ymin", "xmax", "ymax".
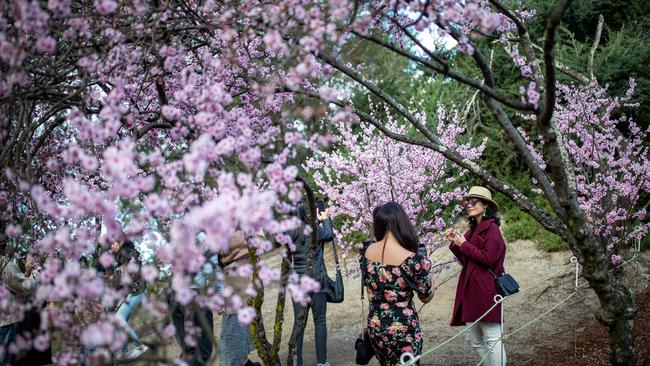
[
  {"xmin": 290, "ymin": 218, "xmax": 334, "ymax": 279},
  {"xmin": 111, "ymin": 249, "xmax": 146, "ymax": 295},
  {"xmin": 449, "ymin": 218, "xmax": 506, "ymax": 325}
]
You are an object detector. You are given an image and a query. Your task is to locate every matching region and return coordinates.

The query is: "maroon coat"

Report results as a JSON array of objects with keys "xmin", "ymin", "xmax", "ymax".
[{"xmin": 449, "ymin": 218, "xmax": 506, "ymax": 326}]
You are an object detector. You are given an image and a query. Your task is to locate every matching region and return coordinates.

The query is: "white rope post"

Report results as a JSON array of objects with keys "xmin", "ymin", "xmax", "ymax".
[
  {"xmin": 494, "ymin": 294, "xmax": 505, "ymax": 366},
  {"xmin": 570, "ymin": 256, "xmax": 580, "ymax": 290},
  {"xmin": 400, "ymin": 352, "xmax": 419, "ymax": 366}
]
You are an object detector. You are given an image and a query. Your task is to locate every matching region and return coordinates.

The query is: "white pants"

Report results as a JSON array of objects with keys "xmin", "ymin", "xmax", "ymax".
[{"xmin": 465, "ymin": 322, "xmax": 506, "ymax": 366}]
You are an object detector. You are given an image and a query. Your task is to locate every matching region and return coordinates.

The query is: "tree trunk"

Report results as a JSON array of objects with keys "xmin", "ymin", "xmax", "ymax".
[
  {"xmin": 249, "ymin": 248, "xmax": 278, "ymax": 365},
  {"xmin": 571, "ymin": 232, "xmax": 637, "ymax": 364},
  {"xmin": 270, "ymin": 256, "xmax": 291, "ymax": 363}
]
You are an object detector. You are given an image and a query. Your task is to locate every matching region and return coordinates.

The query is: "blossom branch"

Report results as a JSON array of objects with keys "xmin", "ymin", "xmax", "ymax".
[
  {"xmin": 289, "ymin": 87, "xmax": 569, "ymax": 240},
  {"xmin": 488, "ymin": 0, "xmax": 543, "ymax": 85},
  {"xmin": 409, "ymin": 15, "xmax": 566, "ymax": 218},
  {"xmin": 350, "ymin": 30, "xmax": 535, "ymax": 111}
]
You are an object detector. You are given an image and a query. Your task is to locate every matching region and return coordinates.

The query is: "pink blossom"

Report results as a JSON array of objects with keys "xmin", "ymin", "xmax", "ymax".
[
  {"xmin": 237, "ymin": 306, "xmax": 256, "ymax": 324},
  {"xmin": 263, "ymin": 30, "xmax": 288, "ymax": 56},
  {"xmin": 161, "ymin": 105, "xmax": 182, "ymax": 121},
  {"xmin": 287, "ymin": 273, "xmax": 321, "ymax": 305},
  {"xmin": 162, "ymin": 324, "xmax": 176, "ymax": 338},
  {"xmin": 305, "ymin": 108, "xmax": 481, "ymax": 255},
  {"xmin": 48, "ymin": 0, "xmax": 71, "ymax": 17},
  {"xmin": 526, "ymin": 82, "xmax": 540, "ymax": 108},
  {"xmin": 5, "ymin": 224, "xmax": 22, "ymax": 237},
  {"xmin": 98, "ymin": 253, "xmax": 114, "ymax": 268},
  {"xmin": 95, "ymin": 0, "xmax": 117, "ymax": 15},
  {"xmin": 480, "ymin": 14, "xmax": 500, "ymax": 34},
  {"xmin": 35, "ymin": 36, "xmax": 56, "ymax": 53},
  {"xmin": 141, "ymin": 265, "xmax": 159, "ymax": 283}
]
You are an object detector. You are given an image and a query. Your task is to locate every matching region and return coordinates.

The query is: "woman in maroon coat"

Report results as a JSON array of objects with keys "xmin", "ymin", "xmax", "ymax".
[{"xmin": 445, "ymin": 186, "xmax": 507, "ymax": 366}]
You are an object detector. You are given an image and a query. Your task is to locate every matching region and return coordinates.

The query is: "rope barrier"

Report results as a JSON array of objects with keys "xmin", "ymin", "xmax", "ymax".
[
  {"xmin": 475, "ymin": 338, "xmax": 498, "ymax": 366},
  {"xmin": 400, "ymin": 296, "xmax": 506, "ymax": 365},
  {"xmin": 399, "ymin": 253, "xmax": 641, "ymax": 365},
  {"xmin": 399, "ymin": 259, "xmax": 576, "ymax": 366},
  {"xmin": 502, "ymin": 290, "xmax": 578, "ymax": 341}
]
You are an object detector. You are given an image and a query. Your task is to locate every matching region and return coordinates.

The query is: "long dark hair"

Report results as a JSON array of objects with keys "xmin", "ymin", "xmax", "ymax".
[
  {"xmin": 372, "ymin": 202, "xmax": 419, "ymax": 253},
  {"xmin": 296, "ymin": 202, "xmax": 309, "ymax": 224},
  {"xmin": 117, "ymin": 240, "xmax": 139, "ymax": 265},
  {"xmin": 467, "ymin": 200, "xmax": 501, "ymax": 231}
]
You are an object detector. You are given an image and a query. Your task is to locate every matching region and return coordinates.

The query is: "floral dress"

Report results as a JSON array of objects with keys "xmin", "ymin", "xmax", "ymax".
[{"xmin": 360, "ymin": 247, "xmax": 433, "ymax": 365}]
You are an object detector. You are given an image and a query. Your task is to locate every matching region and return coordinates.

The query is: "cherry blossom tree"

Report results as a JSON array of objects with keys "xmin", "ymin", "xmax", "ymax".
[
  {"xmin": 0, "ymin": 0, "xmax": 332, "ymax": 364},
  {"xmin": 0, "ymin": 0, "xmax": 647, "ymax": 365},
  {"xmin": 284, "ymin": 1, "xmax": 646, "ymax": 364},
  {"xmin": 306, "ymin": 106, "xmax": 485, "ymax": 255}
]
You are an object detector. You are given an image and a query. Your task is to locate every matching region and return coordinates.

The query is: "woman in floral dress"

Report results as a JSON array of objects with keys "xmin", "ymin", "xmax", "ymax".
[{"xmin": 360, "ymin": 202, "xmax": 434, "ymax": 365}]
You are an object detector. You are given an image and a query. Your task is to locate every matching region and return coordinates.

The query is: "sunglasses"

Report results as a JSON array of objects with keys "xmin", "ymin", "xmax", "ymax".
[{"xmin": 463, "ymin": 198, "xmax": 480, "ymax": 208}]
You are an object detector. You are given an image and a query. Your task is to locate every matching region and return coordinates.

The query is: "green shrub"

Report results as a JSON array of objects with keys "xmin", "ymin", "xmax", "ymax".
[
  {"xmin": 502, "ymin": 210, "xmax": 567, "ymax": 252},
  {"xmin": 501, "ymin": 204, "xmax": 568, "ymax": 252}
]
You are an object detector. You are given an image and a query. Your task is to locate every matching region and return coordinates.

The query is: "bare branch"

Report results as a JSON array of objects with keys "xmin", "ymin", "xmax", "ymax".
[
  {"xmin": 155, "ymin": 80, "xmax": 169, "ymax": 106},
  {"xmin": 539, "ymin": 0, "xmax": 573, "ymax": 126},
  {"xmin": 588, "ymin": 14, "xmax": 604, "ymax": 81},
  {"xmin": 531, "ymin": 43, "xmax": 590, "ymax": 84},
  {"xmin": 351, "ymin": 30, "xmax": 535, "ymax": 111},
  {"xmin": 136, "ymin": 120, "xmax": 174, "ymax": 139}
]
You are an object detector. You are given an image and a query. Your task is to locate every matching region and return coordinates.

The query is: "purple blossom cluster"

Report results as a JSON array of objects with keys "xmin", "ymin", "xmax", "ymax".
[
  {"xmin": 306, "ymin": 105, "xmax": 485, "ymax": 258},
  {"xmin": 556, "ymin": 80, "xmax": 650, "ymax": 260},
  {"xmin": 520, "ymin": 80, "xmax": 649, "ymax": 263}
]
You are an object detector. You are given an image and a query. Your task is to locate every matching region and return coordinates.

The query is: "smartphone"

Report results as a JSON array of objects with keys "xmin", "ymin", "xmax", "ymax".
[
  {"xmin": 418, "ymin": 243, "xmax": 427, "ymax": 257},
  {"xmin": 317, "ymin": 199, "xmax": 325, "ymax": 212}
]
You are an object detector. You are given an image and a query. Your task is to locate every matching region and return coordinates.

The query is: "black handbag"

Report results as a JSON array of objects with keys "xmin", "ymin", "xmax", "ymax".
[
  {"xmin": 355, "ymin": 329, "xmax": 375, "ymax": 364},
  {"xmin": 323, "ymin": 240, "xmax": 344, "ymax": 303},
  {"xmin": 488, "ymin": 269, "xmax": 519, "ymax": 297},
  {"xmin": 355, "ymin": 242, "xmax": 375, "ymax": 364}
]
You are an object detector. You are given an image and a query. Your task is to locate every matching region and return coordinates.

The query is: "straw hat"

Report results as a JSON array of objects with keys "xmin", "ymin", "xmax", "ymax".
[{"xmin": 462, "ymin": 186, "xmax": 499, "ymax": 211}]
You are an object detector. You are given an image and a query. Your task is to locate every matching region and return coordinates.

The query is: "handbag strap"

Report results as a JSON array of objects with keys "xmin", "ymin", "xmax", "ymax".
[{"xmin": 331, "ymin": 239, "xmax": 340, "ymax": 272}]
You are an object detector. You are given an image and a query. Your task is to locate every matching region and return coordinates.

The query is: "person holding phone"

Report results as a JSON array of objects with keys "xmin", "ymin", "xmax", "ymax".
[
  {"xmin": 445, "ymin": 186, "xmax": 507, "ymax": 366},
  {"xmin": 289, "ymin": 200, "xmax": 334, "ymax": 366},
  {"xmin": 360, "ymin": 202, "xmax": 434, "ymax": 365}
]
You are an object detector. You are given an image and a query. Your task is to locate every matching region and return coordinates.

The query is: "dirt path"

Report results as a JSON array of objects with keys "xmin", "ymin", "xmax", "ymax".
[
  {"xmin": 140, "ymin": 240, "xmax": 649, "ymax": 365},
  {"xmin": 247, "ymin": 240, "xmax": 648, "ymax": 365}
]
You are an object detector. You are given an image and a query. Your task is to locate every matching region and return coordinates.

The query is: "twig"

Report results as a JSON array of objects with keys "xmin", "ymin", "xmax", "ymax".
[{"xmin": 587, "ymin": 15, "xmax": 604, "ymax": 81}]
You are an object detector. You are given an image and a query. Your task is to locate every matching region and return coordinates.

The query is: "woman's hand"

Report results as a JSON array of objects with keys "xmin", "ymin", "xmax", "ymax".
[
  {"xmin": 443, "ymin": 229, "xmax": 463, "ymax": 245},
  {"xmin": 448, "ymin": 230, "xmax": 465, "ymax": 247}
]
